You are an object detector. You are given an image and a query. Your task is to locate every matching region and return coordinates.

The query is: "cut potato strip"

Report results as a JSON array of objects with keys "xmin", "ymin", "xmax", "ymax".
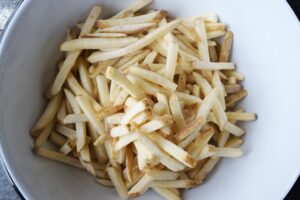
[
  {"xmin": 219, "ymin": 31, "xmax": 233, "ymax": 62},
  {"xmin": 114, "ymin": 131, "xmax": 140, "ymax": 151},
  {"xmin": 164, "ymin": 37, "xmax": 179, "ymax": 81},
  {"xmin": 139, "ymin": 114, "xmax": 173, "ymax": 133},
  {"xmin": 57, "ymin": 101, "xmax": 67, "ymax": 124},
  {"xmin": 143, "ymin": 50, "xmax": 158, "ymax": 64},
  {"xmin": 225, "ymin": 84, "xmax": 242, "ymax": 94},
  {"xmin": 88, "ymin": 20, "xmax": 182, "ymax": 62},
  {"xmin": 96, "ymin": 75, "xmax": 111, "ymax": 107},
  {"xmin": 128, "ymin": 174, "xmax": 153, "ymax": 198},
  {"xmin": 226, "ymin": 112, "xmax": 256, "ymax": 121},
  {"xmin": 96, "ymin": 178, "xmax": 114, "ymax": 187},
  {"xmin": 31, "ymin": 93, "xmax": 62, "ymax": 137},
  {"xmin": 151, "ymin": 179, "xmax": 196, "ymax": 188},
  {"xmin": 169, "ymin": 94, "xmax": 185, "ymax": 129},
  {"xmin": 49, "ymin": 131, "xmax": 67, "ymax": 146},
  {"xmin": 34, "ymin": 147, "xmax": 83, "ymax": 169},
  {"xmin": 47, "ymin": 6, "xmax": 101, "ymax": 97},
  {"xmin": 107, "ymin": 167, "xmax": 128, "ymax": 199},
  {"xmin": 226, "ymin": 90, "xmax": 248, "ymax": 107},
  {"xmin": 176, "ymin": 117, "xmax": 205, "ymax": 142},
  {"xmin": 110, "ymin": 125, "xmax": 130, "ymax": 137},
  {"xmin": 81, "ymin": 33, "xmax": 127, "ymax": 38},
  {"xmin": 224, "ymin": 122, "xmax": 245, "ymax": 137},
  {"xmin": 34, "ymin": 121, "xmax": 55, "ymax": 147},
  {"xmin": 192, "ymin": 60, "xmax": 235, "ymax": 70},
  {"xmin": 111, "ymin": 0, "xmax": 153, "ymax": 19},
  {"xmin": 98, "ymin": 10, "xmax": 166, "ymax": 27},
  {"xmin": 146, "ymin": 169, "xmax": 179, "ymax": 180},
  {"xmin": 121, "ymin": 98, "xmax": 150, "ymax": 125},
  {"xmin": 98, "ymin": 23, "xmax": 157, "ymax": 34}
]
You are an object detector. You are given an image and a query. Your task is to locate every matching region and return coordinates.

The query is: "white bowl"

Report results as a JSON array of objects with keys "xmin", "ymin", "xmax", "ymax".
[{"xmin": 1, "ymin": 0, "xmax": 300, "ymax": 199}]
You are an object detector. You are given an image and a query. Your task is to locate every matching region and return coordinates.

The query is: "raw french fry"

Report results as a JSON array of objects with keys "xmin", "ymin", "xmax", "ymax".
[
  {"xmin": 34, "ymin": 121, "xmax": 55, "ymax": 147},
  {"xmin": 121, "ymin": 98, "xmax": 150, "ymax": 125},
  {"xmin": 128, "ymin": 174, "xmax": 153, "ymax": 198},
  {"xmin": 207, "ymin": 30, "xmax": 225, "ymax": 39},
  {"xmin": 175, "ymin": 92, "xmax": 202, "ymax": 105},
  {"xmin": 225, "ymin": 84, "xmax": 242, "ymax": 94},
  {"xmin": 106, "ymin": 113, "xmax": 125, "ymax": 125},
  {"xmin": 110, "ymin": 125, "xmax": 130, "ymax": 137},
  {"xmin": 76, "ymin": 95, "xmax": 105, "ymax": 134},
  {"xmin": 97, "ymin": 23, "xmax": 157, "ymax": 34},
  {"xmin": 151, "ymin": 179, "xmax": 196, "ymax": 188},
  {"xmin": 114, "ymin": 131, "xmax": 140, "ymax": 151},
  {"xmin": 125, "ymin": 145, "xmax": 135, "ymax": 183},
  {"xmin": 97, "ymin": 104, "xmax": 124, "ymax": 121},
  {"xmin": 111, "ymin": 0, "xmax": 153, "ymax": 19},
  {"xmin": 195, "ymin": 157, "xmax": 220, "ymax": 183},
  {"xmin": 209, "ymin": 45, "xmax": 218, "ymax": 62},
  {"xmin": 139, "ymin": 114, "xmax": 173, "ymax": 133},
  {"xmin": 33, "ymin": 147, "xmax": 83, "ymax": 169},
  {"xmin": 219, "ymin": 31, "xmax": 233, "ymax": 62},
  {"xmin": 49, "ymin": 131, "xmax": 67, "ymax": 146},
  {"xmin": 226, "ymin": 112, "xmax": 256, "ymax": 121},
  {"xmin": 224, "ymin": 122, "xmax": 245, "ymax": 137},
  {"xmin": 205, "ymin": 22, "xmax": 225, "ymax": 32},
  {"xmin": 78, "ymin": 58, "xmax": 93, "ymax": 96},
  {"xmin": 143, "ymin": 50, "xmax": 158, "ymax": 64},
  {"xmin": 98, "ymin": 10, "xmax": 167, "ymax": 27},
  {"xmin": 57, "ymin": 101, "xmax": 67, "ymax": 124},
  {"xmin": 226, "ymin": 138, "xmax": 244, "ymax": 148},
  {"xmin": 165, "ymin": 37, "xmax": 178, "ymax": 81},
  {"xmin": 31, "ymin": 93, "xmax": 62, "ymax": 137},
  {"xmin": 138, "ymin": 135, "xmax": 185, "ymax": 172},
  {"xmin": 169, "ymin": 94, "xmax": 185, "ymax": 129},
  {"xmin": 146, "ymin": 169, "xmax": 179, "ymax": 180},
  {"xmin": 107, "ymin": 167, "xmax": 128, "ymax": 199},
  {"xmin": 59, "ymin": 139, "xmax": 76, "ymax": 155},
  {"xmin": 61, "ymin": 37, "xmax": 138, "ymax": 51},
  {"xmin": 93, "ymin": 134, "xmax": 109, "ymax": 146},
  {"xmin": 212, "ymin": 71, "xmax": 226, "ymax": 109},
  {"xmin": 131, "ymin": 109, "xmax": 152, "ymax": 125},
  {"xmin": 55, "ymin": 124, "xmax": 76, "ymax": 139},
  {"xmin": 176, "ymin": 117, "xmax": 205, "ymax": 142},
  {"xmin": 96, "ymin": 178, "xmax": 114, "ymax": 187},
  {"xmin": 105, "ymin": 66, "xmax": 145, "ymax": 99},
  {"xmin": 226, "ymin": 90, "xmax": 248, "ymax": 107},
  {"xmin": 47, "ymin": 6, "xmax": 101, "ymax": 97},
  {"xmin": 118, "ymin": 49, "xmax": 150, "ymax": 72},
  {"xmin": 90, "ymin": 58, "xmax": 119, "ymax": 78},
  {"xmin": 192, "ymin": 60, "xmax": 235, "ymax": 70},
  {"xmin": 152, "ymin": 187, "xmax": 181, "ymax": 200},
  {"xmin": 63, "ymin": 114, "xmax": 88, "ymax": 124},
  {"xmin": 194, "ymin": 17, "xmax": 209, "ymax": 61},
  {"xmin": 82, "ymin": 33, "xmax": 127, "ymax": 38},
  {"xmin": 134, "ymin": 139, "xmax": 157, "ymax": 170},
  {"xmin": 88, "ymin": 20, "xmax": 182, "ymax": 62},
  {"xmin": 148, "ymin": 133, "xmax": 197, "ymax": 168},
  {"xmin": 114, "ymin": 90, "xmax": 130, "ymax": 106}
]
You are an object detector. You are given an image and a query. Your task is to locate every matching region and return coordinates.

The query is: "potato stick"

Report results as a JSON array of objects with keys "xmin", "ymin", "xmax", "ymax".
[
  {"xmin": 169, "ymin": 94, "xmax": 185, "ymax": 129},
  {"xmin": 175, "ymin": 92, "xmax": 202, "ymax": 105},
  {"xmin": 47, "ymin": 6, "xmax": 101, "ymax": 97},
  {"xmin": 93, "ymin": 134, "xmax": 109, "ymax": 146},
  {"xmin": 194, "ymin": 17, "xmax": 209, "ymax": 62},
  {"xmin": 121, "ymin": 98, "xmax": 149, "ymax": 125},
  {"xmin": 177, "ymin": 72, "xmax": 186, "ymax": 92},
  {"xmin": 226, "ymin": 138, "xmax": 243, "ymax": 148},
  {"xmin": 33, "ymin": 147, "xmax": 83, "ymax": 169},
  {"xmin": 57, "ymin": 101, "xmax": 67, "ymax": 124},
  {"xmin": 110, "ymin": 125, "xmax": 130, "ymax": 137},
  {"xmin": 114, "ymin": 90, "xmax": 130, "ymax": 106},
  {"xmin": 59, "ymin": 139, "xmax": 76, "ymax": 155},
  {"xmin": 98, "ymin": 23, "xmax": 157, "ymax": 34},
  {"xmin": 209, "ymin": 45, "xmax": 218, "ymax": 62},
  {"xmin": 114, "ymin": 50, "xmax": 142, "ymax": 68},
  {"xmin": 96, "ymin": 178, "xmax": 114, "ymax": 187},
  {"xmin": 104, "ymin": 140, "xmax": 120, "ymax": 168},
  {"xmin": 131, "ymin": 109, "xmax": 152, "ymax": 125},
  {"xmin": 34, "ymin": 121, "xmax": 55, "ymax": 147},
  {"xmin": 226, "ymin": 112, "xmax": 256, "ymax": 121},
  {"xmin": 49, "ymin": 131, "xmax": 67, "ymax": 146},
  {"xmin": 212, "ymin": 71, "xmax": 226, "ymax": 109},
  {"xmin": 107, "ymin": 167, "xmax": 128, "ymax": 199},
  {"xmin": 207, "ymin": 30, "xmax": 225, "ymax": 39},
  {"xmin": 224, "ymin": 71, "xmax": 245, "ymax": 81},
  {"xmin": 172, "ymin": 35, "xmax": 199, "ymax": 58},
  {"xmin": 214, "ymin": 147, "xmax": 243, "ymax": 158},
  {"xmin": 143, "ymin": 50, "xmax": 157, "ymax": 64},
  {"xmin": 111, "ymin": 0, "xmax": 153, "ymax": 19},
  {"xmin": 90, "ymin": 58, "xmax": 119, "ymax": 78},
  {"xmin": 156, "ymin": 93, "xmax": 170, "ymax": 114},
  {"xmin": 61, "ymin": 37, "xmax": 138, "ymax": 51},
  {"xmin": 82, "ymin": 33, "xmax": 127, "ymax": 38},
  {"xmin": 176, "ymin": 34, "xmax": 198, "ymax": 53},
  {"xmin": 151, "ymin": 179, "xmax": 196, "ymax": 188},
  {"xmin": 197, "ymin": 145, "xmax": 217, "ymax": 160},
  {"xmin": 106, "ymin": 113, "xmax": 125, "ymax": 125},
  {"xmin": 114, "ymin": 132, "xmax": 140, "ymax": 151},
  {"xmin": 55, "ymin": 124, "xmax": 76, "ymax": 139},
  {"xmin": 176, "ymin": 117, "xmax": 205, "ymax": 142},
  {"xmin": 88, "ymin": 20, "xmax": 182, "ymax": 62},
  {"xmin": 125, "ymin": 169, "xmax": 144, "ymax": 188},
  {"xmin": 193, "ymin": 72, "xmax": 227, "ymax": 129},
  {"xmin": 152, "ymin": 187, "xmax": 181, "ymax": 200},
  {"xmin": 218, "ymin": 131, "xmax": 230, "ymax": 147},
  {"xmin": 192, "ymin": 60, "xmax": 235, "ymax": 70},
  {"xmin": 195, "ymin": 157, "xmax": 220, "ymax": 183},
  {"xmin": 65, "ymin": 98, "xmax": 73, "ymax": 115},
  {"xmin": 226, "ymin": 90, "xmax": 248, "ymax": 107},
  {"xmin": 125, "ymin": 145, "xmax": 135, "ymax": 183},
  {"xmin": 105, "ymin": 66, "xmax": 145, "ymax": 99},
  {"xmin": 224, "ymin": 84, "xmax": 242, "ymax": 94},
  {"xmin": 205, "ymin": 23, "xmax": 225, "ymax": 32},
  {"xmin": 153, "ymin": 102, "xmax": 168, "ymax": 115},
  {"xmin": 125, "ymin": 97, "xmax": 138, "ymax": 109},
  {"xmin": 134, "ymin": 140, "xmax": 157, "ymax": 170},
  {"xmin": 98, "ymin": 10, "xmax": 166, "ymax": 27},
  {"xmin": 76, "ymin": 96, "xmax": 105, "ymax": 134},
  {"xmin": 228, "ymin": 76, "xmax": 236, "ymax": 84},
  {"xmin": 138, "ymin": 135, "xmax": 185, "ymax": 171},
  {"xmin": 165, "ymin": 38, "xmax": 178, "ymax": 81},
  {"xmin": 219, "ymin": 31, "xmax": 233, "ymax": 62},
  {"xmin": 192, "ymin": 84, "xmax": 200, "ymax": 97},
  {"xmin": 208, "ymin": 40, "xmax": 217, "ymax": 46},
  {"xmin": 119, "ymin": 49, "xmax": 150, "ymax": 72},
  {"xmin": 128, "ymin": 174, "xmax": 153, "ymax": 198},
  {"xmin": 31, "ymin": 93, "xmax": 62, "ymax": 136},
  {"xmin": 78, "ymin": 58, "xmax": 93, "ymax": 96},
  {"xmin": 66, "ymin": 74, "xmax": 102, "ymax": 112},
  {"xmin": 63, "ymin": 114, "xmax": 88, "ymax": 124},
  {"xmin": 148, "ymin": 42, "xmax": 167, "ymax": 57},
  {"xmin": 149, "ymin": 133, "xmax": 197, "ymax": 168},
  {"xmin": 177, "ymin": 24, "xmax": 199, "ymax": 43},
  {"xmin": 116, "ymin": 147, "xmax": 126, "ymax": 164},
  {"xmin": 139, "ymin": 115, "xmax": 172, "ymax": 133},
  {"xmin": 146, "ymin": 169, "xmax": 179, "ymax": 180},
  {"xmin": 224, "ymin": 122, "xmax": 245, "ymax": 136},
  {"xmin": 188, "ymin": 128, "xmax": 214, "ymax": 158}
]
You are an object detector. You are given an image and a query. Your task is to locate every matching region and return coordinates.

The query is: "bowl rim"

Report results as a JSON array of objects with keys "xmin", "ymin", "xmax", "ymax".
[{"xmin": 0, "ymin": 0, "xmax": 299, "ymax": 199}]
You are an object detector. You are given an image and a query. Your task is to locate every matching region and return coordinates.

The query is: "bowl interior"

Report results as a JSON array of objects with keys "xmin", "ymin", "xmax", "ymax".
[{"xmin": 1, "ymin": 0, "xmax": 300, "ymax": 199}]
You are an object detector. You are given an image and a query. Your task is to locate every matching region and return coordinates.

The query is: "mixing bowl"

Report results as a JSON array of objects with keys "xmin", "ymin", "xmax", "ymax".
[{"xmin": 0, "ymin": 0, "xmax": 300, "ymax": 199}]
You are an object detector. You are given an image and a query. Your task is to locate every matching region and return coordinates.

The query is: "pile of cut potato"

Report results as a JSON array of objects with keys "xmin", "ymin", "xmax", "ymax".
[{"xmin": 31, "ymin": 0, "xmax": 256, "ymax": 199}]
